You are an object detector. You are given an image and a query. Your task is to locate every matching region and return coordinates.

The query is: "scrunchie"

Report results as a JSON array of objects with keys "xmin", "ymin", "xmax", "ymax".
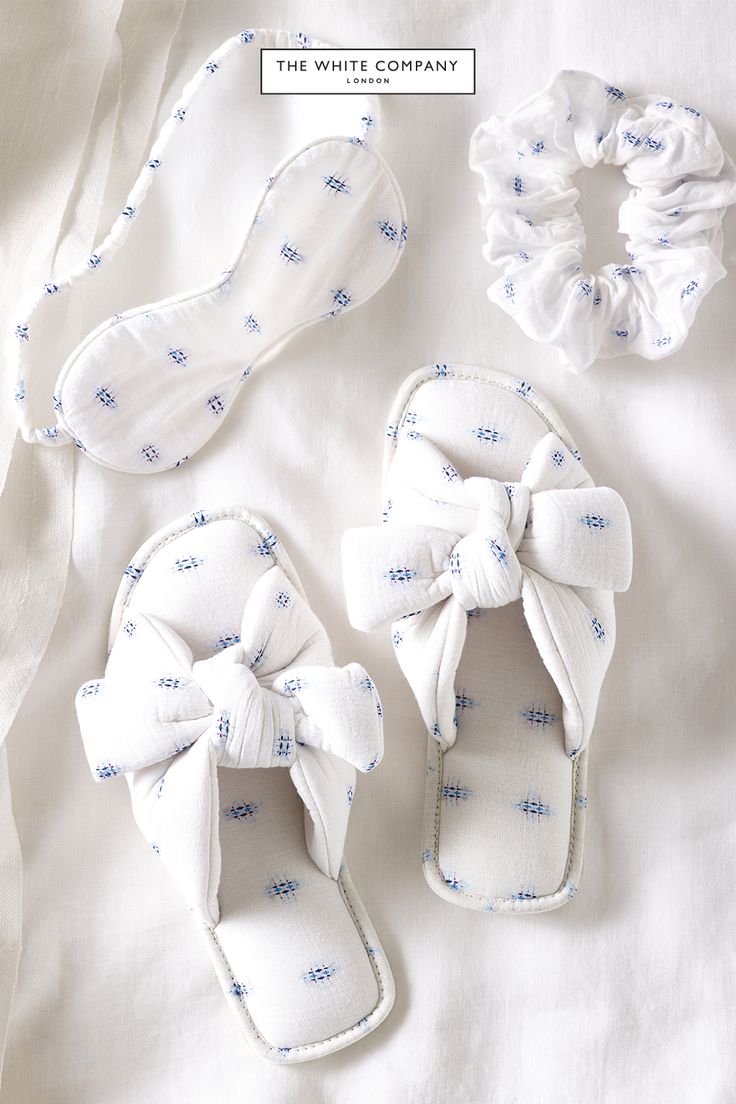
[{"xmin": 469, "ymin": 70, "xmax": 736, "ymax": 372}]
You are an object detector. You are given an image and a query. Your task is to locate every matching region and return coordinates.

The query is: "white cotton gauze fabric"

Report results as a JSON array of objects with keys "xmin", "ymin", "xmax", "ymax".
[
  {"xmin": 75, "ymin": 506, "xmax": 393, "ymax": 1062},
  {"xmin": 343, "ymin": 365, "xmax": 632, "ymax": 911},
  {"xmin": 10, "ymin": 28, "xmax": 407, "ymax": 472},
  {"xmin": 469, "ymin": 70, "xmax": 736, "ymax": 371}
]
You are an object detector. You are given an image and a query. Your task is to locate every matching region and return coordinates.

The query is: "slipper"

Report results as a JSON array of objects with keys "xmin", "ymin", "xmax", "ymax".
[
  {"xmin": 13, "ymin": 29, "xmax": 407, "ymax": 473},
  {"xmin": 342, "ymin": 365, "xmax": 632, "ymax": 912},
  {"xmin": 76, "ymin": 506, "xmax": 393, "ymax": 1061}
]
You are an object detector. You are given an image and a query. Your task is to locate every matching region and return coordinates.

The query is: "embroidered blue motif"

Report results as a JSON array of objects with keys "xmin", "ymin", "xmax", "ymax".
[
  {"xmin": 174, "ymin": 555, "xmax": 204, "ymax": 572},
  {"xmin": 122, "ymin": 619, "xmax": 137, "ymax": 637},
  {"xmin": 376, "ymin": 219, "xmax": 401, "ymax": 243},
  {"xmin": 147, "ymin": 158, "xmax": 161, "ymax": 170},
  {"xmin": 443, "ymin": 873, "xmax": 466, "ymax": 892},
  {"xmin": 681, "ymin": 279, "xmax": 700, "ymax": 298},
  {"xmin": 384, "ymin": 566, "xmax": 416, "ymax": 583},
  {"xmin": 140, "ymin": 444, "xmax": 160, "ymax": 463},
  {"xmin": 224, "ymin": 802, "xmax": 259, "ymax": 820},
  {"xmin": 442, "ymin": 463, "xmax": 459, "ymax": 482},
  {"xmin": 511, "ymin": 887, "xmax": 537, "ymax": 901},
  {"xmin": 322, "ymin": 174, "xmax": 350, "ymax": 194},
  {"xmin": 204, "ymin": 60, "xmax": 219, "ymax": 74},
  {"xmin": 519, "ymin": 707, "xmax": 558, "ymax": 728},
  {"xmin": 80, "ymin": 681, "xmax": 102, "ymax": 698},
  {"xmin": 15, "ymin": 325, "xmax": 29, "ymax": 342},
  {"xmin": 239, "ymin": 29, "xmax": 255, "ymax": 44},
  {"xmin": 167, "ymin": 347, "xmax": 187, "ymax": 366},
  {"xmin": 473, "ymin": 426, "xmax": 507, "ymax": 444},
  {"xmin": 275, "ymin": 591, "xmax": 291, "ymax": 608},
  {"xmin": 487, "ymin": 538, "xmax": 509, "ymax": 569},
  {"xmin": 575, "ymin": 795, "xmax": 588, "ymax": 808},
  {"xmin": 282, "ymin": 677, "xmax": 306, "ymax": 694},
  {"xmin": 14, "ymin": 380, "xmax": 25, "ymax": 403},
  {"xmin": 442, "ymin": 782, "xmax": 473, "ymax": 803},
  {"xmin": 242, "ymin": 313, "xmax": 261, "ymax": 333},
  {"xmin": 605, "ymin": 85, "xmax": 626, "ymax": 101},
  {"xmin": 192, "ymin": 510, "xmax": 208, "ymax": 527},
  {"xmin": 209, "ymin": 633, "xmax": 240, "ymax": 651},
  {"xmin": 275, "ymin": 730, "xmax": 292, "ymax": 758},
  {"xmin": 612, "ymin": 328, "xmax": 629, "ymax": 338},
  {"xmin": 157, "ymin": 677, "xmax": 181, "ymax": 689},
  {"xmin": 580, "ymin": 513, "xmax": 611, "ymax": 529},
  {"xmin": 504, "ymin": 277, "xmax": 515, "ymax": 303},
  {"xmin": 331, "ymin": 288, "xmax": 351, "ymax": 309},
  {"xmin": 230, "ymin": 981, "xmax": 249, "ymax": 998},
  {"xmin": 513, "ymin": 175, "xmax": 524, "ymax": 195},
  {"xmin": 454, "ymin": 691, "xmax": 478, "ymax": 712},
  {"xmin": 207, "ymin": 394, "xmax": 225, "ymax": 415},
  {"xmin": 514, "ymin": 796, "xmax": 553, "ymax": 818},
  {"xmin": 94, "ymin": 387, "xmax": 117, "ymax": 409},
  {"xmin": 88, "ymin": 254, "xmax": 101, "ymax": 269},
  {"xmin": 303, "ymin": 964, "xmax": 337, "ymax": 983},
  {"xmin": 173, "ymin": 107, "xmax": 186, "ymax": 123},
  {"xmin": 392, "ymin": 630, "xmax": 403, "ymax": 647},
  {"xmin": 653, "ymin": 335, "xmax": 672, "ymax": 347},
  {"xmin": 589, "ymin": 614, "xmax": 606, "ymax": 642},
  {"xmin": 252, "ymin": 532, "xmax": 279, "ymax": 556},
  {"xmin": 44, "ymin": 282, "xmax": 60, "ymax": 295},
  {"xmin": 121, "ymin": 205, "xmax": 136, "ymax": 219},
  {"xmin": 347, "ymin": 785, "xmax": 354, "ymax": 806},
  {"xmin": 265, "ymin": 878, "xmax": 301, "ymax": 900},
  {"xmin": 280, "ymin": 240, "xmax": 305, "ymax": 264},
  {"xmin": 95, "ymin": 763, "xmax": 121, "ymax": 779}
]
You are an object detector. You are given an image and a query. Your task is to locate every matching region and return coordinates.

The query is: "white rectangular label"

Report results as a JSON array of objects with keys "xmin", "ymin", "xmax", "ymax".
[{"xmin": 261, "ymin": 48, "xmax": 475, "ymax": 95}]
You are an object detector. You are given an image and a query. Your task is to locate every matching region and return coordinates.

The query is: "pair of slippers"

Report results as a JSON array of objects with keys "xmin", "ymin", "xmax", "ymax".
[{"xmin": 77, "ymin": 364, "xmax": 632, "ymax": 1062}]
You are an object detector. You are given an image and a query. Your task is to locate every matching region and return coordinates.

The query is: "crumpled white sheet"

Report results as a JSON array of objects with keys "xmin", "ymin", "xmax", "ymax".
[{"xmin": 1, "ymin": 2, "xmax": 735, "ymax": 1102}]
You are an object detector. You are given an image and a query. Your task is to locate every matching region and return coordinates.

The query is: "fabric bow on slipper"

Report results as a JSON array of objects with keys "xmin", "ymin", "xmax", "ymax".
[
  {"xmin": 77, "ymin": 566, "xmax": 383, "ymax": 924},
  {"xmin": 343, "ymin": 431, "xmax": 632, "ymax": 759}
]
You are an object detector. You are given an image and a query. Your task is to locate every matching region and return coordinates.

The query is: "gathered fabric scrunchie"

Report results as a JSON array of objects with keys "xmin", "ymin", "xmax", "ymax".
[{"xmin": 469, "ymin": 70, "xmax": 736, "ymax": 372}]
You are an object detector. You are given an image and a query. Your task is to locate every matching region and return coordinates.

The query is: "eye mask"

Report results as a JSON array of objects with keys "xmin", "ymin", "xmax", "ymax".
[{"xmin": 12, "ymin": 29, "xmax": 407, "ymax": 473}]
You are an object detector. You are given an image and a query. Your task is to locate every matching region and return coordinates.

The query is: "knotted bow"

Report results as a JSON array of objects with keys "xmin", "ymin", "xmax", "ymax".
[
  {"xmin": 343, "ymin": 431, "xmax": 632, "ymax": 757},
  {"xmin": 77, "ymin": 565, "xmax": 383, "ymax": 924}
]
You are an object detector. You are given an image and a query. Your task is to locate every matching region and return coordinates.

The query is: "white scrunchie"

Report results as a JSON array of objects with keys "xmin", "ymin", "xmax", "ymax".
[{"xmin": 469, "ymin": 70, "xmax": 736, "ymax": 372}]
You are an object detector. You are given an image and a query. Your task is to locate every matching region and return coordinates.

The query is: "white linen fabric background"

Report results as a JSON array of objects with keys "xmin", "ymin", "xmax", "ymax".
[{"xmin": 1, "ymin": 1, "xmax": 734, "ymax": 1101}]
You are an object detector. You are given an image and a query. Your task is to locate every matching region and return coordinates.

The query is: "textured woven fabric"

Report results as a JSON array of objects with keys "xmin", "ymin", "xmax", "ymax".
[{"xmin": 470, "ymin": 70, "xmax": 736, "ymax": 370}]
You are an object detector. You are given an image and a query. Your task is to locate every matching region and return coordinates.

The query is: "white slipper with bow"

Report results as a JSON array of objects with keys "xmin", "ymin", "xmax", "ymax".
[
  {"xmin": 343, "ymin": 365, "xmax": 632, "ymax": 912},
  {"xmin": 76, "ymin": 507, "xmax": 392, "ymax": 1061}
]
